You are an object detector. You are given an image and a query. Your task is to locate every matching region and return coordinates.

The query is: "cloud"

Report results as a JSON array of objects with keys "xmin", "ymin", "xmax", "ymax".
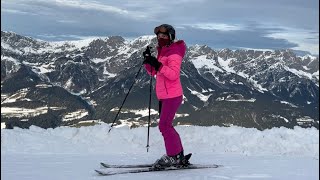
[
  {"xmin": 265, "ymin": 28, "xmax": 319, "ymax": 55},
  {"xmin": 2, "ymin": 0, "xmax": 148, "ymax": 20},
  {"xmin": 178, "ymin": 25, "xmax": 298, "ymax": 50},
  {"xmin": 1, "ymin": 8, "xmax": 38, "ymax": 16},
  {"xmin": 50, "ymin": 0, "xmax": 129, "ymax": 15},
  {"xmin": 182, "ymin": 23, "xmax": 245, "ymax": 31},
  {"xmin": 56, "ymin": 19, "xmax": 78, "ymax": 24},
  {"xmin": 1, "ymin": 0, "xmax": 318, "ymax": 54}
]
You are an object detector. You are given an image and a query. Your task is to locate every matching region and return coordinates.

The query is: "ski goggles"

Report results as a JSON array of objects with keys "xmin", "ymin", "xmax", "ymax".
[{"xmin": 154, "ymin": 25, "xmax": 169, "ymax": 35}]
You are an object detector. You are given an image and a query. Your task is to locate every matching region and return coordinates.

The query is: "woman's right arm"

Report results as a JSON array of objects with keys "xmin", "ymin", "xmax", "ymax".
[{"xmin": 144, "ymin": 64, "xmax": 157, "ymax": 76}]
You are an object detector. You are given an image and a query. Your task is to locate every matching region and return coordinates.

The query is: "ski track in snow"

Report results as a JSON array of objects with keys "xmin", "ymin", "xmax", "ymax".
[{"xmin": 1, "ymin": 124, "xmax": 319, "ymax": 180}]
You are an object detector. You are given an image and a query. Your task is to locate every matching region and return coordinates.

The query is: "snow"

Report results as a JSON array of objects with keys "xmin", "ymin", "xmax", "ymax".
[
  {"xmin": 191, "ymin": 55, "xmax": 223, "ymax": 72},
  {"xmin": 36, "ymin": 84, "xmax": 53, "ymax": 88},
  {"xmin": 1, "ymin": 124, "xmax": 318, "ymax": 180},
  {"xmin": 280, "ymin": 101, "xmax": 298, "ymax": 108},
  {"xmin": 1, "ymin": 106, "xmax": 65, "ymax": 118},
  {"xmin": 302, "ymin": 54, "xmax": 318, "ymax": 61},
  {"xmin": 271, "ymin": 114, "xmax": 290, "ymax": 123},
  {"xmin": 64, "ymin": 77, "xmax": 74, "ymax": 90},
  {"xmin": 284, "ymin": 66, "xmax": 314, "ymax": 79},
  {"xmin": 312, "ymin": 70, "xmax": 319, "ymax": 81},
  {"xmin": 49, "ymin": 37, "xmax": 106, "ymax": 50},
  {"xmin": 91, "ymin": 57, "xmax": 112, "ymax": 64},
  {"xmin": 1, "ymin": 123, "xmax": 6, "ymax": 129},
  {"xmin": 110, "ymin": 108, "xmax": 189, "ymax": 125},
  {"xmin": 216, "ymin": 96, "xmax": 256, "ymax": 102},
  {"xmin": 217, "ymin": 57, "xmax": 234, "ymax": 73},
  {"xmin": 296, "ymin": 116, "xmax": 315, "ymax": 126},
  {"xmin": 124, "ymin": 108, "xmax": 159, "ymax": 116},
  {"xmin": 103, "ymin": 66, "xmax": 117, "ymax": 77},
  {"xmin": 118, "ymin": 43, "xmax": 138, "ymax": 59},
  {"xmin": 1, "ymin": 55, "xmax": 20, "ymax": 63},
  {"xmin": 130, "ymin": 35, "xmax": 155, "ymax": 45},
  {"xmin": 62, "ymin": 109, "xmax": 89, "ymax": 122},
  {"xmin": 188, "ymin": 88, "xmax": 212, "ymax": 102},
  {"xmin": 225, "ymin": 98, "xmax": 256, "ymax": 102},
  {"xmin": 1, "ymin": 88, "xmax": 30, "ymax": 103},
  {"xmin": 36, "ymin": 64, "xmax": 55, "ymax": 74},
  {"xmin": 189, "ymin": 55, "xmax": 268, "ymax": 92},
  {"xmin": 1, "ymin": 42, "xmax": 23, "ymax": 54},
  {"xmin": 216, "ymin": 57, "xmax": 268, "ymax": 92},
  {"xmin": 237, "ymin": 47, "xmax": 274, "ymax": 52}
]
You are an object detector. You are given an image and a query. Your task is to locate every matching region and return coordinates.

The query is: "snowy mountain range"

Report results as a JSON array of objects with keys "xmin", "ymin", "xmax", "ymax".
[{"xmin": 1, "ymin": 31, "xmax": 319, "ymax": 130}]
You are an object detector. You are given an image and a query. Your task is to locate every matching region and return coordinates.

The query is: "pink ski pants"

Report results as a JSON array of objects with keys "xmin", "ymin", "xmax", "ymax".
[{"xmin": 159, "ymin": 95, "xmax": 183, "ymax": 156}]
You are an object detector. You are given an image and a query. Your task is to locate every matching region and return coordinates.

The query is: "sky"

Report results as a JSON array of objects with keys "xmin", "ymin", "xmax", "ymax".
[{"xmin": 1, "ymin": 0, "xmax": 319, "ymax": 55}]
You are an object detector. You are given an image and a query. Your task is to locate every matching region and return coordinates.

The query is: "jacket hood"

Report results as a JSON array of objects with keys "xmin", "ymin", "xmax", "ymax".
[{"xmin": 157, "ymin": 40, "xmax": 186, "ymax": 57}]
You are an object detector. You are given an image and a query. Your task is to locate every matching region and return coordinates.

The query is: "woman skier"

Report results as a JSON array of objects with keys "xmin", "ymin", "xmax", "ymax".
[{"xmin": 143, "ymin": 24, "xmax": 188, "ymax": 168}]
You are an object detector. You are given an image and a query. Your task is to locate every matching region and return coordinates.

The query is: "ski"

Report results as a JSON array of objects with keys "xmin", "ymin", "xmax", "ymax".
[
  {"xmin": 100, "ymin": 162, "xmax": 153, "ymax": 168},
  {"xmin": 100, "ymin": 153, "xmax": 193, "ymax": 169},
  {"xmin": 95, "ymin": 164, "xmax": 221, "ymax": 176},
  {"xmin": 100, "ymin": 162, "xmax": 219, "ymax": 169}
]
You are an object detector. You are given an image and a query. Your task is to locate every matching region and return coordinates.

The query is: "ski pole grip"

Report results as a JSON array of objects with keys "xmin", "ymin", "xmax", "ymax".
[{"xmin": 144, "ymin": 46, "xmax": 152, "ymax": 58}]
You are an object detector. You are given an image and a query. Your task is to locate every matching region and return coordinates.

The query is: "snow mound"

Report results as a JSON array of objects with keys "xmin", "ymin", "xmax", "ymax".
[{"xmin": 1, "ymin": 124, "xmax": 318, "ymax": 157}]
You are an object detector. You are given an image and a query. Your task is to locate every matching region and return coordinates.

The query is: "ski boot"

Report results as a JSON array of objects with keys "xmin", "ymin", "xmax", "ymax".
[{"xmin": 152, "ymin": 151, "xmax": 190, "ymax": 170}]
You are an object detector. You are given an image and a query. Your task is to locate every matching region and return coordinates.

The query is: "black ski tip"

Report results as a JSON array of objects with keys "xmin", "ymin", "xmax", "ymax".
[
  {"xmin": 95, "ymin": 169, "xmax": 104, "ymax": 175},
  {"xmin": 184, "ymin": 153, "xmax": 192, "ymax": 160},
  {"xmin": 100, "ymin": 162, "xmax": 110, "ymax": 168}
]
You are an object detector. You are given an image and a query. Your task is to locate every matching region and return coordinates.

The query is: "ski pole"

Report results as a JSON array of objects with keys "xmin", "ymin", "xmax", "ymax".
[
  {"xmin": 108, "ymin": 63, "xmax": 143, "ymax": 133},
  {"xmin": 146, "ymin": 67, "xmax": 152, "ymax": 152},
  {"xmin": 108, "ymin": 46, "xmax": 152, "ymax": 133}
]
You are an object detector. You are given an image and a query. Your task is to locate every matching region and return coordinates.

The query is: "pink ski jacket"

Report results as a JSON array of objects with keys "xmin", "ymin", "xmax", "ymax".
[{"xmin": 144, "ymin": 40, "xmax": 186, "ymax": 100}]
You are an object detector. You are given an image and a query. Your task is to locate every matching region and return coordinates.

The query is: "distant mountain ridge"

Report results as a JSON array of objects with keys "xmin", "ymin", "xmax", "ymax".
[{"xmin": 1, "ymin": 31, "xmax": 319, "ymax": 130}]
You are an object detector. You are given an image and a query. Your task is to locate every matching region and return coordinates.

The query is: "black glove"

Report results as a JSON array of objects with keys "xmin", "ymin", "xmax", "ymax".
[
  {"xmin": 143, "ymin": 46, "xmax": 152, "ymax": 64},
  {"xmin": 148, "ymin": 56, "xmax": 162, "ymax": 71},
  {"xmin": 142, "ymin": 46, "xmax": 162, "ymax": 71},
  {"xmin": 143, "ymin": 56, "xmax": 151, "ymax": 65}
]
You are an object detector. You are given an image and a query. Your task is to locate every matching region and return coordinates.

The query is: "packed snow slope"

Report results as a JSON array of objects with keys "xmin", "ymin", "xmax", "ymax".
[{"xmin": 1, "ymin": 124, "xmax": 319, "ymax": 180}]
